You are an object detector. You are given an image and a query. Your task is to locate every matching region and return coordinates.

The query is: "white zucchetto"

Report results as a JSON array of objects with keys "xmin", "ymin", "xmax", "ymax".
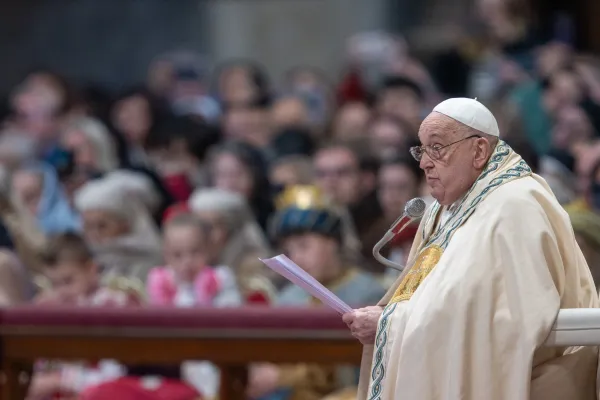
[{"xmin": 433, "ymin": 98, "xmax": 500, "ymax": 137}]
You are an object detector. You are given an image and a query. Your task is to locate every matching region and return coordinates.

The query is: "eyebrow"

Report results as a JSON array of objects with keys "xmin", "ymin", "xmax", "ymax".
[{"xmin": 418, "ymin": 133, "xmax": 442, "ymax": 144}]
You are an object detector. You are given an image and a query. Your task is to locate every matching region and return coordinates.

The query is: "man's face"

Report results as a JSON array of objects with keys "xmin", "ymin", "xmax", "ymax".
[
  {"xmin": 314, "ymin": 147, "xmax": 361, "ymax": 206},
  {"xmin": 417, "ymin": 113, "xmax": 481, "ymax": 205}
]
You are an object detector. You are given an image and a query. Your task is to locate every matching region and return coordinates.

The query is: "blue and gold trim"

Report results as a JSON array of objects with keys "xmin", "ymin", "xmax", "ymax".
[{"xmin": 368, "ymin": 303, "xmax": 398, "ymax": 400}]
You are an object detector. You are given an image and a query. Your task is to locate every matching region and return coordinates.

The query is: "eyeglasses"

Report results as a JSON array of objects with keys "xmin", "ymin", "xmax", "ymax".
[{"xmin": 409, "ymin": 134, "xmax": 481, "ymax": 162}]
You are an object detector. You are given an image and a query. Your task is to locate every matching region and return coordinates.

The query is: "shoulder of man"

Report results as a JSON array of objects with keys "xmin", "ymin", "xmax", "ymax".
[{"xmin": 481, "ymin": 175, "xmax": 569, "ymax": 230}]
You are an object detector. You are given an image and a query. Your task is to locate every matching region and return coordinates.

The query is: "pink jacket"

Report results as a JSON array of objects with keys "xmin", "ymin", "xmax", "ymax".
[{"xmin": 147, "ymin": 267, "xmax": 220, "ymax": 306}]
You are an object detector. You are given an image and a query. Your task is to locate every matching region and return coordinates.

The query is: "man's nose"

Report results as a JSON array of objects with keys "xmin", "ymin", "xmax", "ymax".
[{"xmin": 419, "ymin": 152, "xmax": 434, "ymax": 170}]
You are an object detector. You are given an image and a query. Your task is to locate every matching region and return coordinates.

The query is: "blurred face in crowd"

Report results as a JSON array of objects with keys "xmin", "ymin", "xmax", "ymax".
[
  {"xmin": 222, "ymin": 104, "xmax": 271, "ymax": 147},
  {"xmin": 212, "ymin": 152, "xmax": 254, "ymax": 200},
  {"xmin": 11, "ymin": 170, "xmax": 43, "ymax": 214},
  {"xmin": 45, "ymin": 260, "xmax": 96, "ymax": 302},
  {"xmin": 314, "ymin": 147, "xmax": 362, "ymax": 206},
  {"xmin": 147, "ymin": 59, "xmax": 174, "ymax": 97},
  {"xmin": 12, "ymin": 73, "xmax": 65, "ymax": 117},
  {"xmin": 271, "ymin": 97, "xmax": 310, "ymax": 131},
  {"xmin": 191, "ymin": 211, "xmax": 230, "ymax": 264},
  {"xmin": 111, "ymin": 95, "xmax": 152, "ymax": 145},
  {"xmin": 536, "ymin": 42, "xmax": 573, "ymax": 78},
  {"xmin": 332, "ymin": 102, "xmax": 371, "ymax": 140},
  {"xmin": 376, "ymin": 87, "xmax": 422, "ymax": 128},
  {"xmin": 11, "ymin": 73, "xmax": 65, "ymax": 140},
  {"xmin": 551, "ymin": 106, "xmax": 594, "ymax": 150},
  {"xmin": 543, "ymin": 70, "xmax": 584, "ymax": 115},
  {"xmin": 477, "ymin": 0, "xmax": 528, "ymax": 42},
  {"xmin": 416, "ymin": 113, "xmax": 492, "ymax": 205},
  {"xmin": 378, "ymin": 163, "xmax": 420, "ymax": 220},
  {"xmin": 81, "ymin": 209, "xmax": 130, "ymax": 245},
  {"xmin": 163, "ymin": 223, "xmax": 209, "ymax": 283},
  {"xmin": 61, "ymin": 128, "xmax": 97, "ymax": 171},
  {"xmin": 219, "ymin": 66, "xmax": 259, "ymax": 105},
  {"xmin": 270, "ymin": 157, "xmax": 314, "ymax": 189},
  {"xmin": 281, "ymin": 233, "xmax": 341, "ymax": 283},
  {"xmin": 369, "ymin": 117, "xmax": 411, "ymax": 159}
]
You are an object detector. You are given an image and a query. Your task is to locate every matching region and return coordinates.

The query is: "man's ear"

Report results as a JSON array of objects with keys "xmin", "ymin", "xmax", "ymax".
[{"xmin": 473, "ymin": 138, "xmax": 491, "ymax": 169}]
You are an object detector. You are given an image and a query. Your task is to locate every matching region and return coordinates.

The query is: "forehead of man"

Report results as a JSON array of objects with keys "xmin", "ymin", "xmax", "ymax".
[{"xmin": 418, "ymin": 112, "xmax": 465, "ymax": 143}]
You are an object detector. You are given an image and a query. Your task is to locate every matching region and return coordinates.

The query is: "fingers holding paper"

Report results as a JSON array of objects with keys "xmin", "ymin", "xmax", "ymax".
[{"xmin": 343, "ymin": 306, "xmax": 383, "ymax": 345}]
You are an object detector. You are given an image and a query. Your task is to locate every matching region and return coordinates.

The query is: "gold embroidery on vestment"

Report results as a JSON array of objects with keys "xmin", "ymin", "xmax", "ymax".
[{"xmin": 389, "ymin": 245, "xmax": 443, "ymax": 303}]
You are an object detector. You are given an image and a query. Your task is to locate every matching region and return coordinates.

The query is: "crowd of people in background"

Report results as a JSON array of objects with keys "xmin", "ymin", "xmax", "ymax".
[{"xmin": 0, "ymin": 0, "xmax": 598, "ymax": 399}]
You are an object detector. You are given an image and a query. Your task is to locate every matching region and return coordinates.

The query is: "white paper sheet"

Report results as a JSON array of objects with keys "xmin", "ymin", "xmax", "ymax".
[{"xmin": 260, "ymin": 254, "xmax": 354, "ymax": 314}]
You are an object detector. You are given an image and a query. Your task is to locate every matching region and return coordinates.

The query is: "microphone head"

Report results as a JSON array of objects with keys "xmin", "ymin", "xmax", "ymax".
[{"xmin": 404, "ymin": 198, "xmax": 426, "ymax": 219}]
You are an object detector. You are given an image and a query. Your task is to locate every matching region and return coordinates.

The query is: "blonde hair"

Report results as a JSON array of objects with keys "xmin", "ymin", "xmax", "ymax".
[{"xmin": 63, "ymin": 116, "xmax": 119, "ymax": 173}]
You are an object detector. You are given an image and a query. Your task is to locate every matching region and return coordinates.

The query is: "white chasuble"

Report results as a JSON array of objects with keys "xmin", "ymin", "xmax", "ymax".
[{"xmin": 358, "ymin": 142, "xmax": 599, "ymax": 400}]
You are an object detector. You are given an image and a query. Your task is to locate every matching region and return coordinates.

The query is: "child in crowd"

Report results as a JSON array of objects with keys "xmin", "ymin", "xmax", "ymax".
[
  {"xmin": 29, "ymin": 233, "xmax": 143, "ymax": 400},
  {"xmin": 147, "ymin": 212, "xmax": 241, "ymax": 307},
  {"xmin": 147, "ymin": 213, "xmax": 242, "ymax": 399}
]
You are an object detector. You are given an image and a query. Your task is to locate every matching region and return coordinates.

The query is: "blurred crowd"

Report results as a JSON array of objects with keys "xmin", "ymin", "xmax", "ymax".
[{"xmin": 0, "ymin": 0, "xmax": 599, "ymax": 399}]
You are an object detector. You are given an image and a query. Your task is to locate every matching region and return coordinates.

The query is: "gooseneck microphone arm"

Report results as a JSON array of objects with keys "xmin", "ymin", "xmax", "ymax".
[{"xmin": 372, "ymin": 198, "xmax": 426, "ymax": 271}]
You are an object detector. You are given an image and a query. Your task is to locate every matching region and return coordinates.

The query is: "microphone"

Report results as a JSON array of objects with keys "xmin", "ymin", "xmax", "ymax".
[{"xmin": 372, "ymin": 198, "xmax": 426, "ymax": 271}]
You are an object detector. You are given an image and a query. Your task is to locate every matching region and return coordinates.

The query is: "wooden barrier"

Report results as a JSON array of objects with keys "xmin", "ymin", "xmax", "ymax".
[{"xmin": 0, "ymin": 306, "xmax": 362, "ymax": 400}]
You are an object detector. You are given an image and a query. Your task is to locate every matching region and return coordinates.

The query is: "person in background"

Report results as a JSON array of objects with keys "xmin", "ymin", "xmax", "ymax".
[
  {"xmin": 270, "ymin": 126, "xmax": 316, "ymax": 160},
  {"xmin": 367, "ymin": 114, "xmax": 416, "ymax": 160},
  {"xmin": 221, "ymin": 94, "xmax": 273, "ymax": 150},
  {"xmin": 60, "ymin": 116, "xmax": 120, "ymax": 175},
  {"xmin": 110, "ymin": 87, "xmax": 166, "ymax": 167},
  {"xmin": 146, "ymin": 115, "xmax": 220, "ymax": 199},
  {"xmin": 374, "ymin": 76, "xmax": 425, "ymax": 131},
  {"xmin": 567, "ymin": 209, "xmax": 600, "ymax": 293},
  {"xmin": 281, "ymin": 66, "xmax": 333, "ymax": 133},
  {"xmin": 10, "ymin": 162, "xmax": 81, "ymax": 234},
  {"xmin": 270, "ymin": 96, "xmax": 311, "ymax": 133},
  {"xmin": 362, "ymin": 156, "xmax": 423, "ymax": 280},
  {"xmin": 269, "ymin": 155, "xmax": 315, "ymax": 190},
  {"xmin": 568, "ymin": 141, "xmax": 600, "ymax": 212},
  {"xmin": 214, "ymin": 60, "xmax": 271, "ymax": 107},
  {"xmin": 147, "ymin": 213, "xmax": 241, "ymax": 308},
  {"xmin": 248, "ymin": 185, "xmax": 384, "ymax": 400},
  {"xmin": 330, "ymin": 101, "xmax": 371, "ymax": 141},
  {"xmin": 167, "ymin": 59, "xmax": 220, "ymax": 124},
  {"xmin": 147, "ymin": 213, "xmax": 242, "ymax": 399},
  {"xmin": 74, "ymin": 175, "xmax": 162, "ymax": 284},
  {"xmin": 188, "ymin": 188, "xmax": 275, "ymax": 303},
  {"xmin": 207, "ymin": 141, "xmax": 275, "ymax": 231},
  {"xmin": 313, "ymin": 140, "xmax": 382, "ymax": 246},
  {"xmin": 5, "ymin": 70, "xmax": 73, "ymax": 158},
  {"xmin": 0, "ymin": 176, "xmax": 49, "ymax": 275},
  {"xmin": 29, "ymin": 232, "xmax": 142, "ymax": 400}
]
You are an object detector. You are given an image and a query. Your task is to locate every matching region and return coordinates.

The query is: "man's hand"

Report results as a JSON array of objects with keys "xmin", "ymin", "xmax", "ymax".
[{"xmin": 342, "ymin": 306, "xmax": 383, "ymax": 345}]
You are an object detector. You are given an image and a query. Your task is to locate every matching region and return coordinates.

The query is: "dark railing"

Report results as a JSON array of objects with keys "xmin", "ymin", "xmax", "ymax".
[{"xmin": 0, "ymin": 306, "xmax": 362, "ymax": 400}]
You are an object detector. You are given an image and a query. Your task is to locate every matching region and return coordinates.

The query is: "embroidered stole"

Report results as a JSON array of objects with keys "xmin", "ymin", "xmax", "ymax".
[{"xmin": 389, "ymin": 141, "xmax": 532, "ymax": 304}]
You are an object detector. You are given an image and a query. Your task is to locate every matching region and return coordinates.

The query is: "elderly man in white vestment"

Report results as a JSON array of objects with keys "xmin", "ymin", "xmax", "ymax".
[{"xmin": 343, "ymin": 98, "xmax": 599, "ymax": 400}]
